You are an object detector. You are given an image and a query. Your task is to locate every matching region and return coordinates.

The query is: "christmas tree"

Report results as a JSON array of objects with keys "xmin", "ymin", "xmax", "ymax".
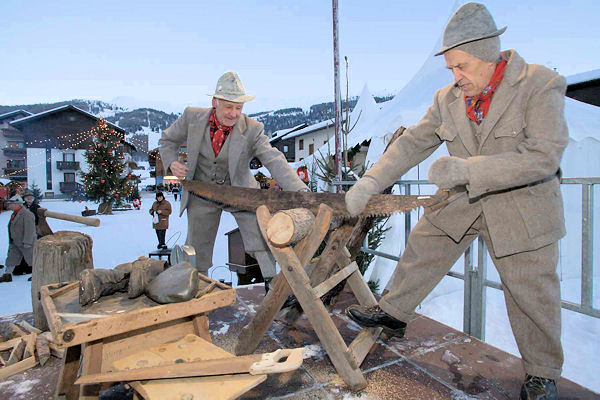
[{"xmin": 81, "ymin": 119, "xmax": 133, "ymax": 214}]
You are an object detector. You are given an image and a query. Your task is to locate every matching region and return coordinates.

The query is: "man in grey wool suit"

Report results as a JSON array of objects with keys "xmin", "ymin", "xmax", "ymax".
[
  {"xmin": 345, "ymin": 3, "xmax": 567, "ymax": 399},
  {"xmin": 159, "ymin": 71, "xmax": 307, "ymax": 291}
]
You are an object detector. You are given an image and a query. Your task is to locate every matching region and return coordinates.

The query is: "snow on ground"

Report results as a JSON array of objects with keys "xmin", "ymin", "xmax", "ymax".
[{"xmin": 0, "ymin": 190, "xmax": 598, "ymax": 392}]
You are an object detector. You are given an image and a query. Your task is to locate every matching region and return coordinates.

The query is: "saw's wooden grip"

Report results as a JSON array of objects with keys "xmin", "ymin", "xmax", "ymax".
[
  {"xmin": 249, "ymin": 348, "xmax": 304, "ymax": 375},
  {"xmin": 44, "ymin": 210, "xmax": 100, "ymax": 227}
]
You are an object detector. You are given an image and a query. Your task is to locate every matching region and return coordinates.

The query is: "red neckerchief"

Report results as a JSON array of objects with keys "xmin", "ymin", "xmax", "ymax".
[
  {"xmin": 209, "ymin": 108, "xmax": 233, "ymax": 157},
  {"xmin": 10, "ymin": 206, "xmax": 22, "ymax": 221},
  {"xmin": 464, "ymin": 57, "xmax": 508, "ymax": 125}
]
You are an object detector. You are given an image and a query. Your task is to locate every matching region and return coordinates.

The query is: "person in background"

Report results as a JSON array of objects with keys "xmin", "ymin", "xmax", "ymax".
[
  {"xmin": 23, "ymin": 189, "xmax": 40, "ymax": 230},
  {"xmin": 159, "ymin": 71, "xmax": 308, "ymax": 292},
  {"xmin": 344, "ymin": 3, "xmax": 567, "ymax": 399},
  {"xmin": 172, "ymin": 185, "xmax": 179, "ymax": 201},
  {"xmin": 1, "ymin": 195, "xmax": 36, "ymax": 283},
  {"xmin": 149, "ymin": 191, "xmax": 172, "ymax": 249}
]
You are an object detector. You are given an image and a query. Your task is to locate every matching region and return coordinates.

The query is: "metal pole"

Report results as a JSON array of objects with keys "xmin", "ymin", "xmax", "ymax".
[
  {"xmin": 581, "ymin": 184, "xmax": 594, "ymax": 309},
  {"xmin": 332, "ymin": 0, "xmax": 342, "ymax": 191}
]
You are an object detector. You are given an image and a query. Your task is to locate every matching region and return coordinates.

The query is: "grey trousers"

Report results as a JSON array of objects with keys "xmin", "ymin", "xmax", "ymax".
[
  {"xmin": 379, "ymin": 214, "xmax": 563, "ymax": 380},
  {"xmin": 186, "ymin": 195, "xmax": 276, "ymax": 278},
  {"xmin": 5, "ymin": 243, "xmax": 33, "ymax": 274}
]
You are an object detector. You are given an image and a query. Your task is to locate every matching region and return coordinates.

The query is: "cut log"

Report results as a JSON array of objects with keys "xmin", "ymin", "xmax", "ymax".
[
  {"xmin": 35, "ymin": 336, "xmax": 51, "ymax": 366},
  {"xmin": 267, "ymin": 208, "xmax": 315, "ymax": 247},
  {"xmin": 31, "ymin": 231, "xmax": 94, "ymax": 330},
  {"xmin": 6, "ymin": 339, "xmax": 26, "ymax": 366}
]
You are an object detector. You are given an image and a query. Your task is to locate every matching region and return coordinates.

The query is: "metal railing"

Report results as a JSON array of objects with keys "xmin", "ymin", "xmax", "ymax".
[{"xmin": 334, "ymin": 178, "xmax": 599, "ymax": 340}]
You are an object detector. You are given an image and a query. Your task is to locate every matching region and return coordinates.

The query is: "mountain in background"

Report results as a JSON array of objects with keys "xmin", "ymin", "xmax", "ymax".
[{"xmin": 0, "ymin": 94, "xmax": 393, "ymax": 159}]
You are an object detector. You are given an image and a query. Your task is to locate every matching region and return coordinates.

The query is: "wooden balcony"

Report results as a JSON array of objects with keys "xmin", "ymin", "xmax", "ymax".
[
  {"xmin": 56, "ymin": 161, "xmax": 80, "ymax": 170},
  {"xmin": 3, "ymin": 147, "xmax": 25, "ymax": 157}
]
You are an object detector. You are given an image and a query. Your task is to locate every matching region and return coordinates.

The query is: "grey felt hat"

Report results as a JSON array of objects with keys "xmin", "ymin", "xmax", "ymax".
[
  {"xmin": 435, "ymin": 2, "xmax": 506, "ymax": 56},
  {"xmin": 207, "ymin": 71, "xmax": 255, "ymax": 103},
  {"xmin": 6, "ymin": 195, "xmax": 24, "ymax": 204}
]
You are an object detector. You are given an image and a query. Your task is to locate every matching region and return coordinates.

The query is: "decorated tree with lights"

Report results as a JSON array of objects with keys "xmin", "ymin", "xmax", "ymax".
[{"xmin": 81, "ymin": 119, "xmax": 132, "ymax": 214}]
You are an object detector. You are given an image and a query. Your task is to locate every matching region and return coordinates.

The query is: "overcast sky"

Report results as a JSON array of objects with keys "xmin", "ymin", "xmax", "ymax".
[{"xmin": 1, "ymin": 0, "xmax": 599, "ymax": 114}]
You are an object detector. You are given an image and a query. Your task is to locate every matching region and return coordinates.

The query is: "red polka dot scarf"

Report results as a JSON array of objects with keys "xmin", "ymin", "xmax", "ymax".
[
  {"xmin": 464, "ymin": 57, "xmax": 508, "ymax": 125},
  {"xmin": 209, "ymin": 108, "xmax": 232, "ymax": 157}
]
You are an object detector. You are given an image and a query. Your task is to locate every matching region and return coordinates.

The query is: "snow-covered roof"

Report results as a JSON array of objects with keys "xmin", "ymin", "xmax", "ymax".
[
  {"xmin": 0, "ymin": 109, "xmax": 33, "ymax": 120},
  {"xmin": 284, "ymin": 119, "xmax": 335, "ymax": 140},
  {"xmin": 10, "ymin": 104, "xmax": 126, "ymax": 134},
  {"xmin": 269, "ymin": 123, "xmax": 308, "ymax": 143},
  {"xmin": 566, "ymin": 69, "xmax": 600, "ymax": 86}
]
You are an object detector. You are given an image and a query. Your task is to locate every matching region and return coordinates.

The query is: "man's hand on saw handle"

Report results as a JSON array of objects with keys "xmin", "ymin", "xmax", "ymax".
[
  {"xmin": 170, "ymin": 161, "xmax": 189, "ymax": 179},
  {"xmin": 345, "ymin": 175, "xmax": 380, "ymax": 217}
]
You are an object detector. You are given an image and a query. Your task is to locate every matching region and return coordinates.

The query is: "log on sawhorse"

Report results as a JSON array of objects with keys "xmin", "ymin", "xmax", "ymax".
[{"xmin": 235, "ymin": 204, "xmax": 382, "ymax": 391}]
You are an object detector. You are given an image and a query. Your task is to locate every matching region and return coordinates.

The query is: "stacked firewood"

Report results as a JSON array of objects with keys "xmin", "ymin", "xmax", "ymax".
[{"xmin": 0, "ymin": 320, "xmax": 64, "ymax": 379}]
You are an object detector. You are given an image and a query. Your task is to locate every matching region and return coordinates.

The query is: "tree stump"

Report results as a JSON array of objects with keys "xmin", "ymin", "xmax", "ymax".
[
  {"xmin": 31, "ymin": 231, "xmax": 94, "ymax": 330},
  {"xmin": 98, "ymin": 203, "xmax": 113, "ymax": 215}
]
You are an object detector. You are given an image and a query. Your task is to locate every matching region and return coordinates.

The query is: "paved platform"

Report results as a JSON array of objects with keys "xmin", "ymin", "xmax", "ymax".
[{"xmin": 0, "ymin": 285, "xmax": 597, "ymax": 399}]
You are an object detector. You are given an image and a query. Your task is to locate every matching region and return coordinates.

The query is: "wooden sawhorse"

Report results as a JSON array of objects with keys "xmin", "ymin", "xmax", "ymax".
[{"xmin": 236, "ymin": 204, "xmax": 382, "ymax": 391}]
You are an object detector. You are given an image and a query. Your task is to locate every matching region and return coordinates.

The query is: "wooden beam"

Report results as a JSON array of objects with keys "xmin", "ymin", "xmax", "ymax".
[{"xmin": 312, "ymin": 262, "xmax": 358, "ymax": 299}]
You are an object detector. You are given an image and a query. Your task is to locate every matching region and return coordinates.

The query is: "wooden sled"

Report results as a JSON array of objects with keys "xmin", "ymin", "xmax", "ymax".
[{"xmin": 40, "ymin": 273, "xmax": 236, "ymax": 399}]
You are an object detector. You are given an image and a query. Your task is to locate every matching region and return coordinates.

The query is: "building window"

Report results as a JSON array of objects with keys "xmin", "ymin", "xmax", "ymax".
[
  {"xmin": 63, "ymin": 153, "xmax": 75, "ymax": 162},
  {"xmin": 283, "ymin": 145, "xmax": 288, "ymax": 152},
  {"xmin": 64, "ymin": 172, "xmax": 75, "ymax": 182},
  {"xmin": 309, "ymin": 143, "xmax": 314, "ymax": 155},
  {"xmin": 299, "ymin": 139, "xmax": 304, "ymax": 150}
]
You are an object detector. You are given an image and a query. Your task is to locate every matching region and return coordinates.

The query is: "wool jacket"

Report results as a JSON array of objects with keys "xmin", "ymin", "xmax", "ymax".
[
  {"xmin": 365, "ymin": 50, "xmax": 568, "ymax": 257},
  {"xmin": 6, "ymin": 206, "xmax": 36, "ymax": 266},
  {"xmin": 149, "ymin": 199, "xmax": 172, "ymax": 230},
  {"xmin": 159, "ymin": 108, "xmax": 307, "ymax": 216}
]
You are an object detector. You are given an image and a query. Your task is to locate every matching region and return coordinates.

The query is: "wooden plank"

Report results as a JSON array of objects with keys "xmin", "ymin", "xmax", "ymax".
[
  {"xmin": 193, "ymin": 314, "xmax": 211, "ymax": 342},
  {"xmin": 54, "ymin": 344, "xmax": 81, "ymax": 400},
  {"xmin": 235, "ymin": 203, "xmax": 332, "ymax": 356},
  {"xmin": 51, "ymin": 289, "xmax": 236, "ymax": 348},
  {"xmin": 0, "ymin": 336, "xmax": 23, "ymax": 352},
  {"xmin": 78, "ymin": 354, "xmax": 263, "ymax": 384},
  {"xmin": 79, "ymin": 340, "xmax": 104, "ymax": 399},
  {"xmin": 345, "ymin": 267, "xmax": 379, "ymax": 308},
  {"xmin": 77, "ymin": 347, "xmax": 303, "ymax": 385},
  {"xmin": 23, "ymin": 333, "xmax": 36, "ymax": 359},
  {"xmin": 40, "ymin": 285, "xmax": 64, "ymax": 338},
  {"xmin": 46, "ymin": 281, "xmax": 80, "ymax": 298},
  {"xmin": 101, "ymin": 318, "xmax": 196, "ymax": 370},
  {"xmin": 6, "ymin": 338, "xmax": 26, "ymax": 365},
  {"xmin": 256, "ymin": 206, "xmax": 367, "ymax": 391},
  {"xmin": 36, "ymin": 336, "xmax": 51, "ymax": 366},
  {"xmin": 347, "ymin": 327, "xmax": 382, "ymax": 368},
  {"xmin": 312, "ymin": 262, "xmax": 358, "ymax": 299},
  {"xmin": 112, "ymin": 334, "xmax": 267, "ymax": 400},
  {"xmin": 0, "ymin": 356, "xmax": 37, "ymax": 380}
]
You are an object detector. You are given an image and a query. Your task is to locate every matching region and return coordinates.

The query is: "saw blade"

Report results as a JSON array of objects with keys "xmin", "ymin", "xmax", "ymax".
[{"xmin": 182, "ymin": 180, "xmax": 443, "ymax": 217}]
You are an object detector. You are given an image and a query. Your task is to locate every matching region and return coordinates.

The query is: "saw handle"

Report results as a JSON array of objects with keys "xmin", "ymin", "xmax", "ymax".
[{"xmin": 249, "ymin": 347, "xmax": 304, "ymax": 375}]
